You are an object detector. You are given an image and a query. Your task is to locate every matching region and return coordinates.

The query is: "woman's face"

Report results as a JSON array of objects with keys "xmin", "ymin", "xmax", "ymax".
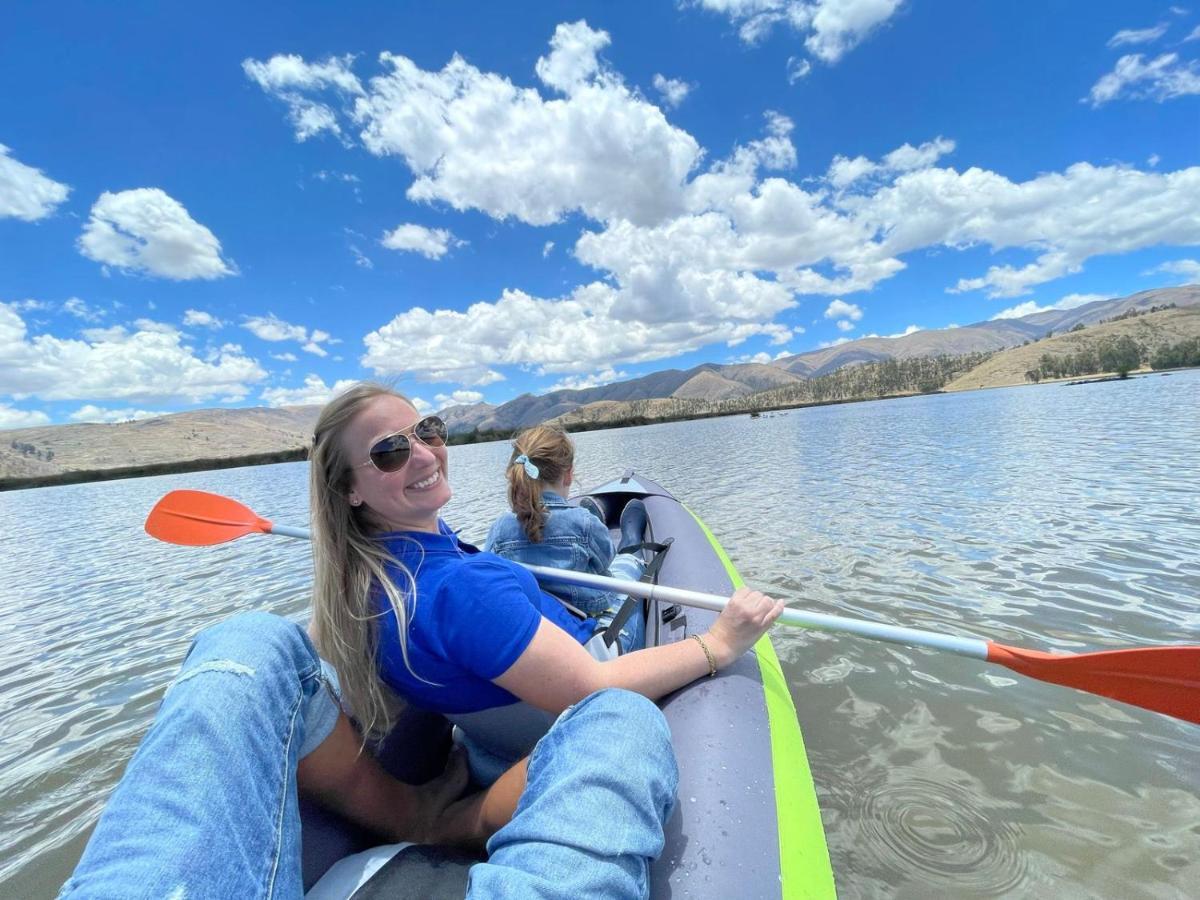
[{"xmin": 342, "ymin": 394, "xmax": 451, "ymax": 533}]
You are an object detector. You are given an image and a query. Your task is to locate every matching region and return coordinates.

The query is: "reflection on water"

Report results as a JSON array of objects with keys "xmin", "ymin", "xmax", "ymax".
[{"xmin": 1, "ymin": 371, "xmax": 1198, "ymax": 898}]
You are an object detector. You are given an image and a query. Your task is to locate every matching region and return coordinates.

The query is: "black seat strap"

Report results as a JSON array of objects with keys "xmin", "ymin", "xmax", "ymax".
[{"xmin": 603, "ymin": 537, "xmax": 673, "ymax": 648}]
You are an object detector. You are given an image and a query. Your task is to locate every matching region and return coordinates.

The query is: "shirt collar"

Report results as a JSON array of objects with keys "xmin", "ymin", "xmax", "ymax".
[
  {"xmin": 542, "ymin": 491, "xmax": 570, "ymax": 509},
  {"xmin": 378, "ymin": 519, "xmax": 475, "ymax": 554}
]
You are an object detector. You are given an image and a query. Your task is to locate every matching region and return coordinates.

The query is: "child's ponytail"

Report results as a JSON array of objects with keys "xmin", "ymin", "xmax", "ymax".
[{"xmin": 506, "ymin": 425, "xmax": 575, "ymax": 543}]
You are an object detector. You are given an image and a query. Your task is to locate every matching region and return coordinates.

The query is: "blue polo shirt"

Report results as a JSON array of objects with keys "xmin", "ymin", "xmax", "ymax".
[{"xmin": 373, "ymin": 521, "xmax": 596, "ymax": 714}]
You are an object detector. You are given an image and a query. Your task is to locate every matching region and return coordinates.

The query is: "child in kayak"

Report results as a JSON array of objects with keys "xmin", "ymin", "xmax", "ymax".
[{"xmin": 485, "ymin": 424, "xmax": 648, "ymax": 654}]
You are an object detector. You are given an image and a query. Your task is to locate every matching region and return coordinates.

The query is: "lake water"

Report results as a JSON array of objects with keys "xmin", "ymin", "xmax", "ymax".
[{"xmin": 1, "ymin": 372, "xmax": 1198, "ymax": 898}]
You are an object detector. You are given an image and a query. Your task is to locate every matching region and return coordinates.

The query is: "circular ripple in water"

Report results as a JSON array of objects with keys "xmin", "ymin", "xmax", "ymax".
[{"xmin": 849, "ymin": 768, "xmax": 1029, "ymax": 896}]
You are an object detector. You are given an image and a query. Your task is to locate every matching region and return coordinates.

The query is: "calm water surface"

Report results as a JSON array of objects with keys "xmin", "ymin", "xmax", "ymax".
[{"xmin": 2, "ymin": 373, "xmax": 1198, "ymax": 898}]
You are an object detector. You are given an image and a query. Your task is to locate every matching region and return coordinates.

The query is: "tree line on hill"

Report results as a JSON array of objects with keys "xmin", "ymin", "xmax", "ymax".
[{"xmin": 1025, "ymin": 335, "xmax": 1200, "ymax": 382}]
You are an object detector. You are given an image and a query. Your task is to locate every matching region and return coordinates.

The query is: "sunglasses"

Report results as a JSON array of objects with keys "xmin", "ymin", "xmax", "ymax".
[{"xmin": 353, "ymin": 415, "xmax": 448, "ymax": 474}]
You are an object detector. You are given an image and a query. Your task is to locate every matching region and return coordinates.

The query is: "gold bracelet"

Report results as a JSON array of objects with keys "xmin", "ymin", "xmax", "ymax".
[{"xmin": 692, "ymin": 634, "xmax": 717, "ymax": 678}]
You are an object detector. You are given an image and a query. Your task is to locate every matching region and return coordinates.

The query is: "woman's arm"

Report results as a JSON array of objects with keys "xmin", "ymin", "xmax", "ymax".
[{"xmin": 493, "ymin": 588, "xmax": 784, "ymax": 714}]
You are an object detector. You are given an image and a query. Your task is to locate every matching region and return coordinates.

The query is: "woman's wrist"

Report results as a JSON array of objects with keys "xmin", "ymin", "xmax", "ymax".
[{"xmin": 699, "ymin": 628, "xmax": 738, "ymax": 670}]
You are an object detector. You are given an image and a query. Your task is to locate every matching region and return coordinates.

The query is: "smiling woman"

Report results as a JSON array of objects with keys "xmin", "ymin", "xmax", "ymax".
[{"xmin": 307, "ymin": 382, "xmax": 782, "ymax": 758}]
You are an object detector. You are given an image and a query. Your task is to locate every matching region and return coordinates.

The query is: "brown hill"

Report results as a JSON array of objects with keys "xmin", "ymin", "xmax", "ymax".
[
  {"xmin": 943, "ymin": 306, "xmax": 1200, "ymax": 391},
  {"xmin": 1, "ymin": 406, "xmax": 319, "ymax": 482},
  {"xmin": 774, "ymin": 285, "xmax": 1200, "ymax": 377}
]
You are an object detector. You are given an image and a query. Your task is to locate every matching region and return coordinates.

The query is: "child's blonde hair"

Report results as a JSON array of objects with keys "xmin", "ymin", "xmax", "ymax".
[{"xmin": 507, "ymin": 424, "xmax": 575, "ymax": 543}]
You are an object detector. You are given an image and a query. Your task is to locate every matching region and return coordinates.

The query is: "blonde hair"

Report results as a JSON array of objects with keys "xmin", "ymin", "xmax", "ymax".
[
  {"xmin": 308, "ymin": 382, "xmax": 421, "ymax": 742},
  {"xmin": 507, "ymin": 424, "xmax": 575, "ymax": 543}
]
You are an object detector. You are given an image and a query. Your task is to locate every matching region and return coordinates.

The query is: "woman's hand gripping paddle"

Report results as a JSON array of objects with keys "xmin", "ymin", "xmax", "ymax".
[{"xmin": 145, "ymin": 489, "xmax": 1200, "ymax": 726}]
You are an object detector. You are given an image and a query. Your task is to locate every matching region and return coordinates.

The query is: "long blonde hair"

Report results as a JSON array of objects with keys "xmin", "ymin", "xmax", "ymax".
[
  {"xmin": 507, "ymin": 424, "xmax": 575, "ymax": 543},
  {"xmin": 309, "ymin": 382, "xmax": 420, "ymax": 742}
]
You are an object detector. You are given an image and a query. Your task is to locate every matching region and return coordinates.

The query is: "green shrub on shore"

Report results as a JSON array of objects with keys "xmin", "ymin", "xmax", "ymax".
[{"xmin": 1150, "ymin": 338, "xmax": 1200, "ymax": 370}]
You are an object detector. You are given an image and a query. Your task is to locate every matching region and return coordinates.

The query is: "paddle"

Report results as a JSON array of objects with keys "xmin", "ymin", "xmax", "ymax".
[{"xmin": 145, "ymin": 489, "xmax": 1200, "ymax": 726}]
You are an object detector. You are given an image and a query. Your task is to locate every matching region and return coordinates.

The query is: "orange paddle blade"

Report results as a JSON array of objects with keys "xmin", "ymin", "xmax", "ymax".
[
  {"xmin": 987, "ymin": 642, "xmax": 1200, "ymax": 725},
  {"xmin": 145, "ymin": 490, "xmax": 273, "ymax": 546}
]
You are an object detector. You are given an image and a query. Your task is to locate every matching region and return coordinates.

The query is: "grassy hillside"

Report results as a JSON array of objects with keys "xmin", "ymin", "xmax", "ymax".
[
  {"xmin": 1, "ymin": 406, "xmax": 318, "ymax": 485},
  {"xmin": 943, "ymin": 306, "xmax": 1200, "ymax": 391}
]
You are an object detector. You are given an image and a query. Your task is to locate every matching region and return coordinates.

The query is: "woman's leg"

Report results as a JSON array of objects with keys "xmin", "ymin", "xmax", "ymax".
[
  {"xmin": 466, "ymin": 689, "xmax": 677, "ymax": 899},
  {"xmin": 60, "ymin": 611, "xmax": 339, "ymax": 900},
  {"xmin": 602, "ymin": 553, "xmax": 648, "ymax": 652}
]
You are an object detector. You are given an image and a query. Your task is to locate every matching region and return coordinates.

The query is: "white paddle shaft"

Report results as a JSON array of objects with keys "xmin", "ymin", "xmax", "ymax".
[
  {"xmin": 525, "ymin": 564, "xmax": 990, "ymax": 660},
  {"xmin": 264, "ymin": 523, "xmax": 987, "ymax": 660}
]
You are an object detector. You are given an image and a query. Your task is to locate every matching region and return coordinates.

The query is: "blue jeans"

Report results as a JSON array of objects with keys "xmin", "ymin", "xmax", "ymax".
[
  {"xmin": 60, "ymin": 612, "xmax": 676, "ymax": 899},
  {"xmin": 594, "ymin": 552, "xmax": 646, "ymax": 654}
]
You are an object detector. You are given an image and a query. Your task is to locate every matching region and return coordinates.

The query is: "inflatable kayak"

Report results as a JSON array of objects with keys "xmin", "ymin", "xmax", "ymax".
[{"xmin": 300, "ymin": 472, "xmax": 834, "ymax": 898}]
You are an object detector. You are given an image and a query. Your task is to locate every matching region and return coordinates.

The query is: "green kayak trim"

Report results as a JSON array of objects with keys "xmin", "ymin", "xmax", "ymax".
[{"xmin": 687, "ymin": 507, "xmax": 836, "ymax": 899}]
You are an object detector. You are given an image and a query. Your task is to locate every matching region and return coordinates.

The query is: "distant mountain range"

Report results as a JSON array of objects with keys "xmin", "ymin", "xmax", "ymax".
[
  {"xmin": 2, "ymin": 284, "xmax": 1196, "ymax": 486},
  {"xmin": 441, "ymin": 284, "xmax": 1200, "ymax": 434}
]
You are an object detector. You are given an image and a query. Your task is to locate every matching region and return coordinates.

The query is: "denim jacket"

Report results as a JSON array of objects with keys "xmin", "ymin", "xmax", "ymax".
[{"xmin": 484, "ymin": 491, "xmax": 619, "ymax": 616}]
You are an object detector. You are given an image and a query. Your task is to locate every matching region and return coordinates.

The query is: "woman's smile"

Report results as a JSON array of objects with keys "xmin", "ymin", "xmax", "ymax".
[{"xmin": 407, "ymin": 469, "xmax": 442, "ymax": 491}]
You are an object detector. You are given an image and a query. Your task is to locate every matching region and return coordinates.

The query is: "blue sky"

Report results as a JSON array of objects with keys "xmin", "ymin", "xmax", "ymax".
[{"xmin": 1, "ymin": 1, "xmax": 1198, "ymax": 426}]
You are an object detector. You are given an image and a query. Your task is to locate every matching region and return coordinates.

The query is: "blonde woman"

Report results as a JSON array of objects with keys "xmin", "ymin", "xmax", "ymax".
[
  {"xmin": 309, "ymin": 383, "xmax": 783, "ymax": 784},
  {"xmin": 485, "ymin": 424, "xmax": 649, "ymax": 653}
]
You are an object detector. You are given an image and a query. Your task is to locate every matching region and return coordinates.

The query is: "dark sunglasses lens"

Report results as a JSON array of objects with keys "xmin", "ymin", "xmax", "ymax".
[
  {"xmin": 415, "ymin": 416, "xmax": 447, "ymax": 446},
  {"xmin": 370, "ymin": 433, "xmax": 411, "ymax": 472}
]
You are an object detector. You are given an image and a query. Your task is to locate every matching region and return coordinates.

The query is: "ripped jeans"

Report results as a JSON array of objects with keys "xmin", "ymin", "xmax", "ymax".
[{"xmin": 59, "ymin": 611, "xmax": 677, "ymax": 899}]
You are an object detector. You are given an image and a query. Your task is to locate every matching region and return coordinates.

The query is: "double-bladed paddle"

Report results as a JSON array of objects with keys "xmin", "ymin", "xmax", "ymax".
[{"xmin": 145, "ymin": 489, "xmax": 1200, "ymax": 726}]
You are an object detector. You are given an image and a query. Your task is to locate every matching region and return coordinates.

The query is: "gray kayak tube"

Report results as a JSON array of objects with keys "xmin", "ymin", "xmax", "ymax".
[{"xmin": 300, "ymin": 472, "xmax": 834, "ymax": 898}]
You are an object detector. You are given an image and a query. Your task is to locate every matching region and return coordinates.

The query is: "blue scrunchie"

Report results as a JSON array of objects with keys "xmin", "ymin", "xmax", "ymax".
[{"xmin": 513, "ymin": 454, "xmax": 540, "ymax": 479}]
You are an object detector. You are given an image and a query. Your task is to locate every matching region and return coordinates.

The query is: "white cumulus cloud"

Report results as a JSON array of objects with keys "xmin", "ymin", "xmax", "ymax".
[
  {"xmin": 0, "ymin": 302, "xmax": 266, "ymax": 403},
  {"xmin": 536, "ymin": 20, "xmax": 612, "ymax": 93},
  {"xmin": 690, "ymin": 0, "xmax": 905, "ymax": 63},
  {"xmin": 0, "ymin": 403, "xmax": 51, "ymax": 430},
  {"xmin": 242, "ymin": 54, "xmax": 364, "ymax": 141},
  {"xmin": 183, "ymin": 309, "xmax": 225, "ymax": 329},
  {"xmin": 78, "ymin": 188, "xmax": 235, "ymax": 280},
  {"xmin": 824, "ymin": 299, "xmax": 863, "ymax": 320},
  {"xmin": 69, "ymin": 404, "xmax": 165, "ymax": 423},
  {"xmin": 0, "ymin": 144, "xmax": 70, "ymax": 221},
  {"xmin": 990, "ymin": 293, "xmax": 1112, "ymax": 321},
  {"xmin": 242, "ymin": 314, "xmax": 336, "ymax": 358},
  {"xmin": 260, "ymin": 373, "xmax": 359, "ymax": 407},
  {"xmin": 381, "ymin": 223, "xmax": 462, "ymax": 259},
  {"xmin": 434, "ymin": 389, "xmax": 485, "ymax": 406},
  {"xmin": 361, "ymin": 283, "xmax": 792, "ymax": 384},
  {"xmin": 246, "ymin": 23, "xmax": 701, "ymax": 227},
  {"xmin": 652, "ymin": 74, "xmax": 692, "ymax": 107},
  {"xmin": 1147, "ymin": 258, "xmax": 1200, "ymax": 280},
  {"xmin": 547, "ymin": 368, "xmax": 627, "ymax": 392}
]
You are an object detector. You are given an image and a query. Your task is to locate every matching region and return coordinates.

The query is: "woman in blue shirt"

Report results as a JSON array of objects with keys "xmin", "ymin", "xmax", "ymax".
[{"xmin": 308, "ymin": 383, "xmax": 783, "ymax": 782}]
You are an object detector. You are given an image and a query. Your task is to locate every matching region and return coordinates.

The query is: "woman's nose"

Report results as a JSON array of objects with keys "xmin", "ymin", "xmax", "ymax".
[{"xmin": 411, "ymin": 437, "xmax": 438, "ymax": 463}]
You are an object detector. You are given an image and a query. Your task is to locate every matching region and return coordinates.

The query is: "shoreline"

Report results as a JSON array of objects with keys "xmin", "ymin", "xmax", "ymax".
[
  {"xmin": 4, "ymin": 364, "xmax": 1196, "ymax": 493},
  {"xmin": 0, "ymin": 390, "xmax": 928, "ymax": 492},
  {"xmin": 0, "ymin": 448, "xmax": 308, "ymax": 492}
]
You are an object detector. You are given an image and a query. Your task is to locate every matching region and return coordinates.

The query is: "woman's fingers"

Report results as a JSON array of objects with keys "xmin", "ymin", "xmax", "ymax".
[{"xmin": 706, "ymin": 587, "xmax": 783, "ymax": 667}]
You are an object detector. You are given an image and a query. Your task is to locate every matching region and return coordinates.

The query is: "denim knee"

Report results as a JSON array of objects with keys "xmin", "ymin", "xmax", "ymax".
[
  {"xmin": 568, "ymin": 689, "xmax": 676, "ymax": 774},
  {"xmin": 170, "ymin": 612, "xmax": 322, "ymax": 705},
  {"xmin": 187, "ymin": 611, "xmax": 319, "ymax": 676}
]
